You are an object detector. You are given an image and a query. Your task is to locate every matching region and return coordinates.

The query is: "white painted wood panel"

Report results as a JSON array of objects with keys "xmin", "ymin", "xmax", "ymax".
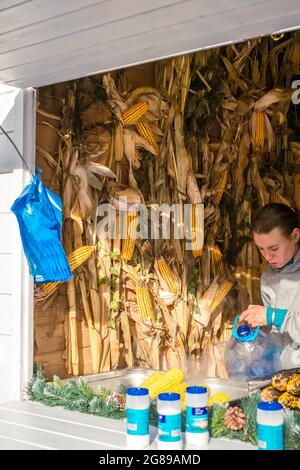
[
  {"xmin": 0, "ymin": 213, "xmax": 15, "ymax": 251},
  {"xmin": 0, "ymin": 173, "xmax": 18, "ymax": 212},
  {"xmin": 0, "ymin": 0, "xmax": 293, "ymax": 73},
  {"xmin": 0, "ymin": 0, "xmax": 185, "ymax": 53},
  {"xmin": 0, "ymin": 294, "xmax": 13, "ymax": 335},
  {"xmin": 0, "ymin": 254, "xmax": 14, "ymax": 295},
  {"xmin": 0, "ymin": 336, "xmax": 13, "ymax": 377},
  {"xmin": 0, "ymin": 401, "xmax": 257, "ymax": 450},
  {"xmin": 0, "ymin": 84, "xmax": 35, "ymax": 403},
  {"xmin": 0, "ymin": 378, "xmax": 12, "ymax": 403},
  {"xmin": 0, "ymin": 407, "xmax": 127, "ymax": 449},
  {"xmin": 0, "ymin": 0, "xmax": 108, "ymax": 34},
  {"xmin": 0, "ymin": 0, "xmax": 299, "ymax": 88}
]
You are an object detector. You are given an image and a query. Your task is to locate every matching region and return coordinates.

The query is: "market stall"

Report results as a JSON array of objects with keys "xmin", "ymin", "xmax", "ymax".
[{"xmin": 14, "ymin": 30, "xmax": 300, "ymax": 450}]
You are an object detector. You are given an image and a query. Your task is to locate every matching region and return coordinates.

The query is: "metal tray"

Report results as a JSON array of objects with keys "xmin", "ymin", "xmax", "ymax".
[{"xmin": 84, "ymin": 368, "xmax": 250, "ymax": 402}]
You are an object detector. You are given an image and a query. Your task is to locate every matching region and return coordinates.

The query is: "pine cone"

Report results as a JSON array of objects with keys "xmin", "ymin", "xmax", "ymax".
[{"xmin": 224, "ymin": 406, "xmax": 246, "ymax": 431}]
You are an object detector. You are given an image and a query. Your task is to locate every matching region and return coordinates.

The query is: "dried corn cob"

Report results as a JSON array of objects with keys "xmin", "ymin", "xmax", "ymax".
[
  {"xmin": 190, "ymin": 203, "xmax": 204, "ymax": 257},
  {"xmin": 278, "ymin": 392, "xmax": 300, "ymax": 409},
  {"xmin": 147, "ymin": 368, "xmax": 184, "ymax": 399},
  {"xmin": 261, "ymin": 386, "xmax": 281, "ymax": 402},
  {"xmin": 211, "ymin": 245, "xmax": 225, "ymax": 277},
  {"xmin": 39, "ymin": 245, "xmax": 94, "ymax": 295},
  {"xmin": 208, "ymin": 392, "xmax": 230, "ymax": 406},
  {"xmin": 252, "ymin": 110, "xmax": 265, "ymax": 150},
  {"xmin": 287, "ymin": 374, "xmax": 300, "ymax": 396},
  {"xmin": 156, "ymin": 257, "xmax": 177, "ymax": 294},
  {"xmin": 208, "ymin": 280, "xmax": 233, "ymax": 313},
  {"xmin": 122, "ymin": 101, "xmax": 148, "ymax": 125},
  {"xmin": 136, "ymin": 122, "xmax": 158, "ymax": 151},
  {"xmin": 212, "ymin": 168, "xmax": 228, "ymax": 206},
  {"xmin": 140, "ymin": 371, "xmax": 165, "ymax": 389},
  {"xmin": 136, "ymin": 285, "xmax": 156, "ymax": 322},
  {"xmin": 121, "ymin": 212, "xmax": 138, "ymax": 261},
  {"xmin": 272, "ymin": 369, "xmax": 300, "ymax": 391}
]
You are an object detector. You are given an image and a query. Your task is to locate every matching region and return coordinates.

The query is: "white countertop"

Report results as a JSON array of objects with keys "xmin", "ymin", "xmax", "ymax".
[{"xmin": 0, "ymin": 401, "xmax": 256, "ymax": 450}]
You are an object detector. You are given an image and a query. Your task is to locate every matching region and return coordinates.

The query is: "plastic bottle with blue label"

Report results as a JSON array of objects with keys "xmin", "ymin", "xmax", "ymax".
[
  {"xmin": 185, "ymin": 386, "xmax": 209, "ymax": 447},
  {"xmin": 157, "ymin": 392, "xmax": 182, "ymax": 450},
  {"xmin": 257, "ymin": 402, "xmax": 284, "ymax": 450},
  {"xmin": 126, "ymin": 387, "xmax": 150, "ymax": 449}
]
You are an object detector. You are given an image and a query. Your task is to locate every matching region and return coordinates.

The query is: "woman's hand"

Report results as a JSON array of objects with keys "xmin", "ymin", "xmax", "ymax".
[{"xmin": 239, "ymin": 305, "xmax": 267, "ymax": 328}]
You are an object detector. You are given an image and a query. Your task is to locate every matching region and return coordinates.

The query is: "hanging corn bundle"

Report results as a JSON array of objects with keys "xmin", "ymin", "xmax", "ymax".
[
  {"xmin": 121, "ymin": 211, "xmax": 139, "ymax": 261},
  {"xmin": 212, "ymin": 169, "xmax": 228, "ymax": 206},
  {"xmin": 250, "ymin": 110, "xmax": 266, "ymax": 151},
  {"xmin": 156, "ymin": 257, "xmax": 177, "ymax": 294},
  {"xmin": 122, "ymin": 101, "xmax": 148, "ymax": 125},
  {"xmin": 136, "ymin": 284, "xmax": 156, "ymax": 322},
  {"xmin": 189, "ymin": 203, "xmax": 204, "ymax": 257},
  {"xmin": 36, "ymin": 245, "xmax": 95, "ymax": 299},
  {"xmin": 154, "ymin": 257, "xmax": 180, "ymax": 306},
  {"xmin": 211, "ymin": 245, "xmax": 225, "ymax": 277},
  {"xmin": 135, "ymin": 121, "xmax": 158, "ymax": 151},
  {"xmin": 208, "ymin": 280, "xmax": 233, "ymax": 314}
]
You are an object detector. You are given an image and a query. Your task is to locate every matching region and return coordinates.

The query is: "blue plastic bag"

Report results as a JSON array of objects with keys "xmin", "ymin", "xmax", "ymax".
[{"xmin": 11, "ymin": 169, "xmax": 72, "ymax": 284}]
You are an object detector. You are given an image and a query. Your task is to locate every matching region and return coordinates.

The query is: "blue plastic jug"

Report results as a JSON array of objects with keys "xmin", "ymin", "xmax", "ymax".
[{"xmin": 225, "ymin": 315, "xmax": 280, "ymax": 380}]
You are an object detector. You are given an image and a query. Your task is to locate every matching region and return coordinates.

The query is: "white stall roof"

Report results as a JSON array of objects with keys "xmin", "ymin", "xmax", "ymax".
[{"xmin": 0, "ymin": 0, "xmax": 299, "ymax": 89}]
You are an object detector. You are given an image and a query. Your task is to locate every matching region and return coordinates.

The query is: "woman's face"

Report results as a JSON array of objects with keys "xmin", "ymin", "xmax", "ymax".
[{"xmin": 254, "ymin": 227, "xmax": 300, "ymax": 269}]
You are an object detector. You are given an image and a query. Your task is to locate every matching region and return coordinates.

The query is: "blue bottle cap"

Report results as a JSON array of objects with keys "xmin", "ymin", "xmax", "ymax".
[
  {"xmin": 127, "ymin": 387, "xmax": 149, "ymax": 396},
  {"xmin": 257, "ymin": 401, "xmax": 283, "ymax": 411},
  {"xmin": 232, "ymin": 315, "xmax": 260, "ymax": 342},
  {"xmin": 158, "ymin": 392, "xmax": 180, "ymax": 401},
  {"xmin": 237, "ymin": 325, "xmax": 252, "ymax": 338},
  {"xmin": 186, "ymin": 386, "xmax": 207, "ymax": 394}
]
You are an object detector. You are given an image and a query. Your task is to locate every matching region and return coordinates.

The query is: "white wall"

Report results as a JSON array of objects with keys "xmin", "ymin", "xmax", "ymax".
[{"xmin": 0, "ymin": 84, "xmax": 35, "ymax": 402}]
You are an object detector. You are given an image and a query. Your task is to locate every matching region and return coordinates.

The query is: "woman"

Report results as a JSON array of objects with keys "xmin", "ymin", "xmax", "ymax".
[{"xmin": 239, "ymin": 203, "xmax": 300, "ymax": 369}]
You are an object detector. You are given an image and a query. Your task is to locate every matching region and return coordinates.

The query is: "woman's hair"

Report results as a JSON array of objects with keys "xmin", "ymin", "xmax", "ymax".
[{"xmin": 253, "ymin": 203, "xmax": 300, "ymax": 236}]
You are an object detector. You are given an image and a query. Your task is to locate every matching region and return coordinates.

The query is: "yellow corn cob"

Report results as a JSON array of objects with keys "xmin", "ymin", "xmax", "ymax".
[
  {"xmin": 191, "ymin": 203, "xmax": 204, "ymax": 257},
  {"xmin": 136, "ymin": 285, "xmax": 156, "ymax": 323},
  {"xmin": 253, "ymin": 111, "xmax": 265, "ymax": 150},
  {"xmin": 156, "ymin": 257, "xmax": 177, "ymax": 294},
  {"xmin": 278, "ymin": 392, "xmax": 300, "ymax": 409},
  {"xmin": 140, "ymin": 371, "xmax": 165, "ymax": 389},
  {"xmin": 211, "ymin": 245, "xmax": 225, "ymax": 277},
  {"xmin": 169, "ymin": 383, "xmax": 188, "ymax": 410},
  {"xmin": 287, "ymin": 374, "xmax": 300, "ymax": 396},
  {"xmin": 68, "ymin": 245, "xmax": 94, "ymax": 270},
  {"xmin": 147, "ymin": 368, "xmax": 184, "ymax": 399},
  {"xmin": 136, "ymin": 122, "xmax": 158, "ymax": 151},
  {"xmin": 208, "ymin": 392, "xmax": 230, "ymax": 406},
  {"xmin": 208, "ymin": 280, "xmax": 233, "ymax": 313},
  {"xmin": 122, "ymin": 101, "xmax": 148, "ymax": 125},
  {"xmin": 121, "ymin": 212, "xmax": 138, "ymax": 261},
  {"xmin": 40, "ymin": 245, "xmax": 94, "ymax": 294},
  {"xmin": 121, "ymin": 239, "xmax": 136, "ymax": 261},
  {"xmin": 212, "ymin": 168, "xmax": 228, "ymax": 206}
]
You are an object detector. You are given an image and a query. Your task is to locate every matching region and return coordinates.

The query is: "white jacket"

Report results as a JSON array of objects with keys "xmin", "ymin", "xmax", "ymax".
[{"xmin": 261, "ymin": 248, "xmax": 300, "ymax": 369}]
